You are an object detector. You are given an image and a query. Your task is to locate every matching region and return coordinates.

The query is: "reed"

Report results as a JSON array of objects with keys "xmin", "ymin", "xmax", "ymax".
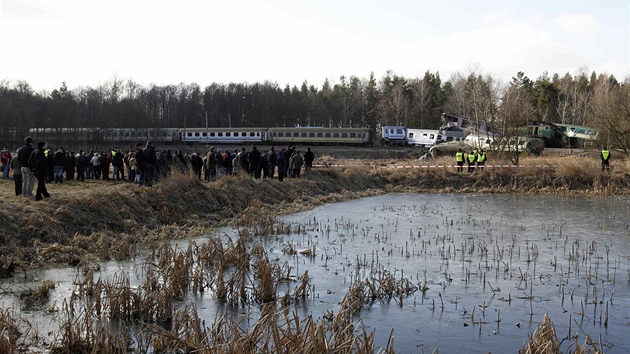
[{"xmin": 20, "ymin": 279, "xmax": 56, "ymax": 308}]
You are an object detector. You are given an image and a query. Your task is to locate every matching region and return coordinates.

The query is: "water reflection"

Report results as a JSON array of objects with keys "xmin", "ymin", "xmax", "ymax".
[{"xmin": 2, "ymin": 193, "xmax": 629, "ymax": 353}]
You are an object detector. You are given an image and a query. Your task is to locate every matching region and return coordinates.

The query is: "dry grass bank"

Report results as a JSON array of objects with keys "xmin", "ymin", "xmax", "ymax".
[{"xmin": 0, "ymin": 154, "xmax": 627, "ymax": 273}]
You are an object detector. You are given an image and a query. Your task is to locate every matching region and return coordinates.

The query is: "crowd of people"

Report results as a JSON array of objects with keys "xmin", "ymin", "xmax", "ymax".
[{"xmin": 1, "ymin": 137, "xmax": 316, "ymax": 201}]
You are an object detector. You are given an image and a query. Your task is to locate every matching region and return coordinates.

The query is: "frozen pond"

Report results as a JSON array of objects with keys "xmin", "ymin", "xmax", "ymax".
[
  {"xmin": 2, "ymin": 193, "xmax": 630, "ymax": 353},
  {"xmin": 273, "ymin": 193, "xmax": 630, "ymax": 353}
]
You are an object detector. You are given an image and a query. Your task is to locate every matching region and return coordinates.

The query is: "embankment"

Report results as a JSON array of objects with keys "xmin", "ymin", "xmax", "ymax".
[{"xmin": 1, "ymin": 163, "xmax": 628, "ymax": 273}]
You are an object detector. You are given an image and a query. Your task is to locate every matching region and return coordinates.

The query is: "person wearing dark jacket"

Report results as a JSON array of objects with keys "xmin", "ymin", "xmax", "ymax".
[
  {"xmin": 17, "ymin": 137, "xmax": 35, "ymax": 197},
  {"xmin": 248, "ymin": 146, "xmax": 262, "ymax": 179},
  {"xmin": 267, "ymin": 147, "xmax": 277, "ymax": 178},
  {"xmin": 65, "ymin": 150, "xmax": 75, "ymax": 181},
  {"xmin": 112, "ymin": 149, "xmax": 125, "ymax": 180},
  {"xmin": 144, "ymin": 141, "xmax": 157, "ymax": 186},
  {"xmin": 52, "ymin": 148, "xmax": 67, "ymax": 184},
  {"xmin": 190, "ymin": 153, "xmax": 203, "ymax": 179},
  {"xmin": 135, "ymin": 143, "xmax": 147, "ymax": 186},
  {"xmin": 276, "ymin": 149, "xmax": 287, "ymax": 182},
  {"xmin": 29, "ymin": 142, "xmax": 50, "ymax": 201},
  {"xmin": 303, "ymin": 147, "xmax": 314, "ymax": 171}
]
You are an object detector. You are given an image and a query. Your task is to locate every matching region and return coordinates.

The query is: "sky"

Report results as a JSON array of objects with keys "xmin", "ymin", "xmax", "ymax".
[{"xmin": 1, "ymin": 0, "xmax": 629, "ymax": 92}]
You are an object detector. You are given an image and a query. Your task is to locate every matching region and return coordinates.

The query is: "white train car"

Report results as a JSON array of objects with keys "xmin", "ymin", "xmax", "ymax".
[
  {"xmin": 406, "ymin": 129, "xmax": 444, "ymax": 147},
  {"xmin": 268, "ymin": 127, "xmax": 372, "ymax": 145},
  {"xmin": 179, "ymin": 127, "xmax": 267, "ymax": 144},
  {"xmin": 380, "ymin": 126, "xmax": 408, "ymax": 146}
]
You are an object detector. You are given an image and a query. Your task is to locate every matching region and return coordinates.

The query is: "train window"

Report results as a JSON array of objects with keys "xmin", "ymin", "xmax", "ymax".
[
  {"xmin": 293, "ymin": 132, "xmax": 299, "ymax": 137},
  {"xmin": 309, "ymin": 132, "xmax": 315, "ymax": 137},
  {"xmin": 333, "ymin": 133, "xmax": 339, "ymax": 138},
  {"xmin": 396, "ymin": 129, "xmax": 403, "ymax": 134},
  {"xmin": 317, "ymin": 133, "xmax": 323, "ymax": 137},
  {"xmin": 210, "ymin": 132, "xmax": 215, "ymax": 137},
  {"xmin": 202, "ymin": 132, "xmax": 207, "ymax": 137},
  {"xmin": 194, "ymin": 132, "xmax": 200, "ymax": 137},
  {"xmin": 325, "ymin": 133, "xmax": 331, "ymax": 137},
  {"xmin": 430, "ymin": 134, "xmax": 434, "ymax": 139},
  {"xmin": 409, "ymin": 133, "xmax": 414, "ymax": 138},
  {"xmin": 350, "ymin": 133, "xmax": 356, "ymax": 138},
  {"xmin": 250, "ymin": 132, "xmax": 256, "ymax": 137},
  {"xmin": 301, "ymin": 133, "xmax": 307, "ymax": 137},
  {"xmin": 218, "ymin": 132, "xmax": 223, "ymax": 137},
  {"xmin": 341, "ymin": 133, "xmax": 347, "ymax": 138},
  {"xmin": 276, "ymin": 132, "xmax": 282, "ymax": 137},
  {"xmin": 234, "ymin": 132, "xmax": 240, "ymax": 137},
  {"xmin": 226, "ymin": 132, "xmax": 231, "ymax": 137}
]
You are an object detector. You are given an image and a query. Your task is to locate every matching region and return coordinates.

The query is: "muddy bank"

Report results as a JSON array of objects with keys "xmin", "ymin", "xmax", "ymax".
[{"xmin": 1, "ymin": 161, "xmax": 628, "ymax": 273}]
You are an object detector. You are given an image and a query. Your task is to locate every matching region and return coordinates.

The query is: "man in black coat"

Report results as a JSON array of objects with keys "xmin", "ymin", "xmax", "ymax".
[
  {"xmin": 29, "ymin": 142, "xmax": 50, "ymax": 201},
  {"xmin": 248, "ymin": 146, "xmax": 262, "ymax": 179},
  {"xmin": 303, "ymin": 147, "xmax": 314, "ymax": 171}
]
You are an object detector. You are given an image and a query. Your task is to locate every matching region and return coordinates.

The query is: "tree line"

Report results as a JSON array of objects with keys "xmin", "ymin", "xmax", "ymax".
[{"xmin": 1, "ymin": 69, "xmax": 628, "ymax": 154}]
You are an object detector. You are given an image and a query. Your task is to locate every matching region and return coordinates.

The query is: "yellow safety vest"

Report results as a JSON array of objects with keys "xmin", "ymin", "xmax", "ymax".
[
  {"xmin": 467, "ymin": 154, "xmax": 476, "ymax": 163},
  {"xmin": 477, "ymin": 153, "xmax": 485, "ymax": 163},
  {"xmin": 456, "ymin": 152, "xmax": 464, "ymax": 162},
  {"xmin": 602, "ymin": 150, "xmax": 610, "ymax": 161}
]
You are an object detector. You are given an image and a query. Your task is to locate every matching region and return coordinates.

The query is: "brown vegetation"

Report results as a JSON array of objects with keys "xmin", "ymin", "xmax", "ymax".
[
  {"xmin": 0, "ymin": 154, "xmax": 628, "ymax": 273},
  {"xmin": 1, "ymin": 152, "xmax": 624, "ymax": 353}
]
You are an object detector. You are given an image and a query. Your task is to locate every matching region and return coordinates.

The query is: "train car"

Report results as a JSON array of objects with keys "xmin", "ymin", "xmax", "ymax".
[
  {"xmin": 406, "ymin": 129, "xmax": 443, "ymax": 147},
  {"xmin": 28, "ymin": 127, "xmax": 102, "ymax": 147},
  {"xmin": 554, "ymin": 124, "xmax": 599, "ymax": 148},
  {"xmin": 179, "ymin": 127, "xmax": 267, "ymax": 144},
  {"xmin": 380, "ymin": 126, "xmax": 408, "ymax": 146},
  {"xmin": 101, "ymin": 128, "xmax": 179, "ymax": 143},
  {"xmin": 268, "ymin": 127, "xmax": 373, "ymax": 145},
  {"xmin": 520, "ymin": 121, "xmax": 565, "ymax": 148}
]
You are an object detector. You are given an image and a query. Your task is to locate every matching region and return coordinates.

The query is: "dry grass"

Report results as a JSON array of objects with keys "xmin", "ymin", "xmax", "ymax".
[
  {"xmin": 0, "ymin": 153, "xmax": 627, "ymax": 273},
  {"xmin": 19, "ymin": 279, "xmax": 56, "ymax": 308},
  {"xmin": 520, "ymin": 314, "xmax": 603, "ymax": 354}
]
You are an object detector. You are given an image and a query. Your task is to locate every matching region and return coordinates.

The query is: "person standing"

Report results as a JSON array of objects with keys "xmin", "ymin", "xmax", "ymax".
[
  {"xmin": 53, "ymin": 148, "xmax": 67, "ymax": 184},
  {"xmin": 29, "ymin": 142, "xmax": 50, "ymax": 201},
  {"xmin": 267, "ymin": 147, "xmax": 277, "ymax": 178},
  {"xmin": 135, "ymin": 143, "xmax": 147, "ymax": 186},
  {"xmin": 10, "ymin": 153, "xmax": 22, "ymax": 196},
  {"xmin": 17, "ymin": 137, "xmax": 35, "ymax": 197},
  {"xmin": 290, "ymin": 150, "xmax": 304, "ymax": 178},
  {"xmin": 248, "ymin": 146, "xmax": 262, "ymax": 179},
  {"xmin": 75, "ymin": 150, "xmax": 86, "ymax": 182},
  {"xmin": 467, "ymin": 150, "xmax": 476, "ymax": 173},
  {"xmin": 601, "ymin": 147, "xmax": 611, "ymax": 172},
  {"xmin": 476, "ymin": 150, "xmax": 487, "ymax": 172},
  {"xmin": 144, "ymin": 141, "xmax": 157, "ymax": 186},
  {"xmin": 455, "ymin": 148, "xmax": 464, "ymax": 173},
  {"xmin": 1, "ymin": 147, "xmax": 11, "ymax": 179},
  {"xmin": 303, "ymin": 147, "xmax": 314, "ymax": 171},
  {"xmin": 276, "ymin": 149, "xmax": 287, "ymax": 182},
  {"xmin": 112, "ymin": 148, "xmax": 125, "ymax": 180}
]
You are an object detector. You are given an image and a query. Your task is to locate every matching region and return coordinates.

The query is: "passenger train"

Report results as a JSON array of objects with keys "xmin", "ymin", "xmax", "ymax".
[
  {"xmin": 27, "ymin": 126, "xmax": 376, "ymax": 147},
  {"xmin": 26, "ymin": 118, "xmax": 600, "ymax": 149}
]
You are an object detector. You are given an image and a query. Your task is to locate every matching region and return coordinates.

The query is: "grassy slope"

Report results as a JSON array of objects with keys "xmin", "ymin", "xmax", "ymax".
[{"xmin": 1, "ymin": 154, "xmax": 628, "ymax": 273}]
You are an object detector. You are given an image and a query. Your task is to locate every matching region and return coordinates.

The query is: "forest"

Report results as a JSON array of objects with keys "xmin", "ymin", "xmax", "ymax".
[{"xmin": 1, "ymin": 69, "xmax": 629, "ymax": 154}]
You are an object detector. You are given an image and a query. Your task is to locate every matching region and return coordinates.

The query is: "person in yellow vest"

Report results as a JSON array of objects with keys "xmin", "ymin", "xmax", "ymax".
[
  {"xmin": 467, "ymin": 150, "xmax": 476, "ymax": 173},
  {"xmin": 476, "ymin": 149, "xmax": 486, "ymax": 172},
  {"xmin": 601, "ymin": 147, "xmax": 611, "ymax": 172},
  {"xmin": 455, "ymin": 148, "xmax": 464, "ymax": 172}
]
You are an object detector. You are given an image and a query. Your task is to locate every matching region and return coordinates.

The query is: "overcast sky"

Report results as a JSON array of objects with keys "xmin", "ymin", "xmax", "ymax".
[{"xmin": 1, "ymin": 0, "xmax": 628, "ymax": 92}]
